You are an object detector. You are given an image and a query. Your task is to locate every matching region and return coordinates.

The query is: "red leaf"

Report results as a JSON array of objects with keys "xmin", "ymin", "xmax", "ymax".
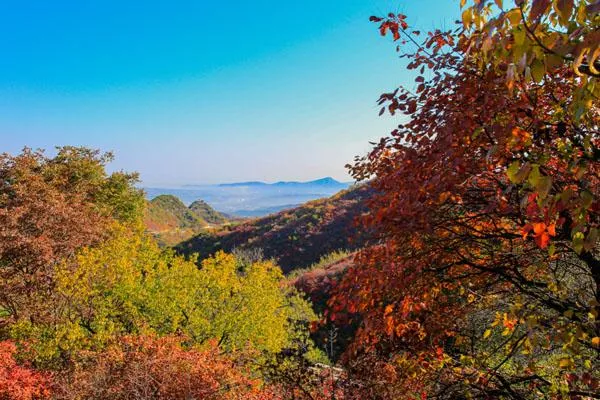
[
  {"xmin": 380, "ymin": 23, "xmax": 389, "ymax": 36},
  {"xmin": 521, "ymin": 223, "xmax": 533, "ymax": 239},
  {"xmin": 529, "ymin": 0, "xmax": 551, "ymax": 21}
]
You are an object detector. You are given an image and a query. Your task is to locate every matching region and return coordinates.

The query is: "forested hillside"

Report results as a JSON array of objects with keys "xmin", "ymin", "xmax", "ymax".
[
  {"xmin": 189, "ymin": 199, "xmax": 229, "ymax": 224},
  {"xmin": 176, "ymin": 185, "xmax": 372, "ymax": 273},
  {"xmin": 143, "ymin": 194, "xmax": 229, "ymax": 246}
]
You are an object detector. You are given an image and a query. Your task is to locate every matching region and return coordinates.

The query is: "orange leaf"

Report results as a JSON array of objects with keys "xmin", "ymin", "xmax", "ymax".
[
  {"xmin": 533, "ymin": 222, "xmax": 546, "ymax": 235},
  {"xmin": 384, "ymin": 304, "xmax": 394, "ymax": 315},
  {"xmin": 521, "ymin": 223, "xmax": 533, "ymax": 239},
  {"xmin": 535, "ymin": 232, "xmax": 550, "ymax": 248}
]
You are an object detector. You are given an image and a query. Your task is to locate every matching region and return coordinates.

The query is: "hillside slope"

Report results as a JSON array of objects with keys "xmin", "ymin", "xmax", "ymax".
[
  {"xmin": 176, "ymin": 185, "xmax": 372, "ymax": 273},
  {"xmin": 144, "ymin": 195, "xmax": 228, "ymax": 246},
  {"xmin": 189, "ymin": 199, "xmax": 229, "ymax": 224}
]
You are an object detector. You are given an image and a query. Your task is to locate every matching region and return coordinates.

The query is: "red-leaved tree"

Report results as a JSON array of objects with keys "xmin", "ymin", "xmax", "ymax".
[
  {"xmin": 0, "ymin": 341, "xmax": 51, "ymax": 400},
  {"xmin": 330, "ymin": 1, "xmax": 599, "ymax": 399},
  {"xmin": 54, "ymin": 335, "xmax": 283, "ymax": 400}
]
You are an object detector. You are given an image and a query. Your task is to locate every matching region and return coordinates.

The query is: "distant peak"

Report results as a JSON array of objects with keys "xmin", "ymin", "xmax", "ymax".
[{"xmin": 309, "ymin": 177, "xmax": 340, "ymax": 185}]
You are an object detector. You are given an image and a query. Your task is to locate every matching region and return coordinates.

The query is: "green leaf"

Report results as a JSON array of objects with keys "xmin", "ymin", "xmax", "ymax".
[
  {"xmin": 508, "ymin": 161, "xmax": 532, "ymax": 184},
  {"xmin": 513, "ymin": 27, "xmax": 526, "ymax": 46},
  {"xmin": 531, "ymin": 58, "xmax": 545, "ymax": 83},
  {"xmin": 528, "ymin": 164, "xmax": 540, "ymax": 186},
  {"xmin": 573, "ymin": 231, "xmax": 585, "ymax": 254},
  {"xmin": 507, "ymin": 161, "xmax": 520, "ymax": 183},
  {"xmin": 536, "ymin": 176, "xmax": 552, "ymax": 198}
]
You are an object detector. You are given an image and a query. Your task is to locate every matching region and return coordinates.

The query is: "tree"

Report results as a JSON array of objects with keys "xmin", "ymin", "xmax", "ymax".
[
  {"xmin": 0, "ymin": 147, "xmax": 142, "ymax": 335},
  {"xmin": 330, "ymin": 1, "xmax": 599, "ymax": 398},
  {"xmin": 10, "ymin": 221, "xmax": 318, "ymax": 367},
  {"xmin": 53, "ymin": 335, "xmax": 282, "ymax": 400}
]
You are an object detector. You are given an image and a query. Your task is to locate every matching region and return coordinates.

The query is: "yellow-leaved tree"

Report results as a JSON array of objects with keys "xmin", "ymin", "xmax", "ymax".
[{"xmin": 11, "ymin": 222, "xmax": 317, "ymax": 367}]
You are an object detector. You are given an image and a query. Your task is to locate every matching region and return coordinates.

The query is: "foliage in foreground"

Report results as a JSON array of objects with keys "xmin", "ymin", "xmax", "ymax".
[
  {"xmin": 0, "ymin": 147, "xmax": 329, "ymax": 399},
  {"xmin": 52, "ymin": 335, "xmax": 282, "ymax": 400},
  {"xmin": 0, "ymin": 341, "xmax": 50, "ymax": 400},
  {"xmin": 329, "ymin": 0, "xmax": 600, "ymax": 399}
]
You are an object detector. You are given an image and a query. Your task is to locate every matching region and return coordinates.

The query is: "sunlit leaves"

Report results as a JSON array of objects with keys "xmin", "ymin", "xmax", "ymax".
[
  {"xmin": 54, "ymin": 335, "xmax": 283, "ymax": 400},
  {"xmin": 0, "ymin": 341, "xmax": 51, "ymax": 400},
  {"xmin": 333, "ymin": 1, "xmax": 600, "ymax": 398}
]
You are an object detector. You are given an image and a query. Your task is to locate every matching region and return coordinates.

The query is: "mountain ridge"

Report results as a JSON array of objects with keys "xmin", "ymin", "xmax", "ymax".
[
  {"xmin": 176, "ymin": 185, "xmax": 372, "ymax": 273},
  {"xmin": 217, "ymin": 177, "xmax": 349, "ymax": 188}
]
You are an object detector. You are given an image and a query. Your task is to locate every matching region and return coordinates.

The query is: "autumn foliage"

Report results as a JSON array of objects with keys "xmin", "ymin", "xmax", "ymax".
[
  {"xmin": 2, "ymin": 1, "xmax": 599, "ymax": 399},
  {"xmin": 329, "ymin": 0, "xmax": 599, "ymax": 399},
  {"xmin": 0, "ymin": 148, "xmax": 326, "ymax": 399},
  {"xmin": 53, "ymin": 335, "xmax": 281, "ymax": 400},
  {"xmin": 0, "ymin": 341, "xmax": 50, "ymax": 400}
]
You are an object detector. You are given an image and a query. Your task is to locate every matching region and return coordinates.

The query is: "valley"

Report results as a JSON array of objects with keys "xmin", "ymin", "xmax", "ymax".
[{"xmin": 144, "ymin": 181, "xmax": 371, "ymax": 273}]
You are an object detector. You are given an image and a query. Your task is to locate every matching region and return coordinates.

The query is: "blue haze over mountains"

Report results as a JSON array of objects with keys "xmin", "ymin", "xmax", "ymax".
[{"xmin": 144, "ymin": 177, "xmax": 352, "ymax": 217}]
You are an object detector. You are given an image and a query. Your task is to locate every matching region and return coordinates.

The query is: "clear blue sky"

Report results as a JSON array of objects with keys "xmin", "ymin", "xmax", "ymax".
[{"xmin": 0, "ymin": 0, "xmax": 457, "ymax": 185}]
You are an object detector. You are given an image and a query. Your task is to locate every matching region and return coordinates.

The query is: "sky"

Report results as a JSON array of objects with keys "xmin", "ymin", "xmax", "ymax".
[{"xmin": 0, "ymin": 0, "xmax": 458, "ymax": 186}]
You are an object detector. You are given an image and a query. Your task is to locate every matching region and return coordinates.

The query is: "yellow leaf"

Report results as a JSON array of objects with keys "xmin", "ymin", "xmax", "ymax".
[
  {"xmin": 531, "ymin": 58, "xmax": 546, "ymax": 83},
  {"xmin": 506, "ymin": 9, "xmax": 521, "ymax": 26},
  {"xmin": 462, "ymin": 9, "xmax": 473, "ymax": 28},
  {"xmin": 483, "ymin": 329, "xmax": 492, "ymax": 339},
  {"xmin": 559, "ymin": 357, "xmax": 573, "ymax": 369}
]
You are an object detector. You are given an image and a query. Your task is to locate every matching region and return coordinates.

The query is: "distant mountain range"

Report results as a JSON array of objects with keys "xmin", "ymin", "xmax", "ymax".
[
  {"xmin": 145, "ymin": 177, "xmax": 353, "ymax": 217},
  {"xmin": 216, "ymin": 177, "xmax": 349, "ymax": 188}
]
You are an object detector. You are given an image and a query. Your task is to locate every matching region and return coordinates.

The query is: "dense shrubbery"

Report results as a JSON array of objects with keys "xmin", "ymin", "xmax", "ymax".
[{"xmin": 0, "ymin": 148, "xmax": 328, "ymax": 399}]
